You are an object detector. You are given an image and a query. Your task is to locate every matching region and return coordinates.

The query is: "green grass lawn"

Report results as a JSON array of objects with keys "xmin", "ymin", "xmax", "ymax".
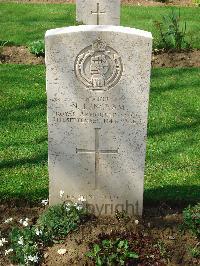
[
  {"xmin": 0, "ymin": 3, "xmax": 200, "ymax": 48},
  {"xmin": 0, "ymin": 65, "xmax": 199, "ymax": 204}
]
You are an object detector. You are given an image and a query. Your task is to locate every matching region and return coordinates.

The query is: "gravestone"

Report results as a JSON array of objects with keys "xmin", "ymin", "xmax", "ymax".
[
  {"xmin": 46, "ymin": 25, "xmax": 152, "ymax": 216},
  {"xmin": 76, "ymin": 0, "xmax": 121, "ymax": 26}
]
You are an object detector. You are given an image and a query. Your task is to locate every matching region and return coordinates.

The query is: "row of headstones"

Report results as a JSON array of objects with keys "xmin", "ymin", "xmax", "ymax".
[{"xmin": 46, "ymin": 0, "xmax": 152, "ymax": 216}]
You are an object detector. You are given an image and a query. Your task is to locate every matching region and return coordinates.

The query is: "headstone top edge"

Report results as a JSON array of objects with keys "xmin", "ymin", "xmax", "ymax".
[{"xmin": 45, "ymin": 25, "xmax": 152, "ymax": 39}]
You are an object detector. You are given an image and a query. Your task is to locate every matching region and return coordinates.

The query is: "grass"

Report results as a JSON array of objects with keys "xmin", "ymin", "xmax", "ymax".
[
  {"xmin": 0, "ymin": 65, "xmax": 48, "ymax": 202},
  {"xmin": 0, "ymin": 65, "xmax": 199, "ymax": 204},
  {"xmin": 145, "ymin": 68, "xmax": 200, "ymax": 204},
  {"xmin": 0, "ymin": 3, "xmax": 200, "ymax": 48}
]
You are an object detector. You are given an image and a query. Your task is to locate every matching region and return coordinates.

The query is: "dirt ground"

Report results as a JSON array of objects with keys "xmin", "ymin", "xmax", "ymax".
[
  {"xmin": 0, "ymin": 202, "xmax": 199, "ymax": 266},
  {"xmin": 152, "ymin": 49, "xmax": 200, "ymax": 68},
  {"xmin": 1, "ymin": 46, "xmax": 200, "ymax": 68},
  {"xmin": 0, "ymin": 0, "xmax": 196, "ymax": 7},
  {"xmin": 0, "ymin": 46, "xmax": 45, "ymax": 65}
]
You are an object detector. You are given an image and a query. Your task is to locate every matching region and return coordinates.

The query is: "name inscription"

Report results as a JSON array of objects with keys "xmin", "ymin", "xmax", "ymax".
[{"xmin": 50, "ymin": 96, "xmax": 140, "ymax": 125}]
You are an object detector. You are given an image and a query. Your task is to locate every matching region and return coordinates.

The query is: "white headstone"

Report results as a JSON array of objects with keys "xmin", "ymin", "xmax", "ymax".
[
  {"xmin": 76, "ymin": 0, "xmax": 121, "ymax": 26},
  {"xmin": 46, "ymin": 25, "xmax": 152, "ymax": 216}
]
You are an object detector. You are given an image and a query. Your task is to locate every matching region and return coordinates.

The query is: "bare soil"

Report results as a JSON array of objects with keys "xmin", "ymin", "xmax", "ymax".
[
  {"xmin": 122, "ymin": 0, "xmax": 195, "ymax": 6},
  {"xmin": 0, "ymin": 0, "xmax": 196, "ymax": 7},
  {"xmin": 152, "ymin": 49, "xmax": 200, "ymax": 68},
  {"xmin": 1, "ymin": 46, "xmax": 200, "ymax": 68},
  {"xmin": 0, "ymin": 46, "xmax": 45, "ymax": 65},
  {"xmin": 0, "ymin": 202, "xmax": 199, "ymax": 266}
]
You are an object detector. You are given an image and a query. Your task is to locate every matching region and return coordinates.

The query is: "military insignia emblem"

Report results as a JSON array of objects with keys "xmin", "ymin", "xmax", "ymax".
[{"xmin": 75, "ymin": 39, "xmax": 123, "ymax": 91}]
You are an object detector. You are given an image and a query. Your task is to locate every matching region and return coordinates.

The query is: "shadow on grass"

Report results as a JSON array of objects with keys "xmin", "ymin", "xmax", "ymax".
[
  {"xmin": 150, "ymin": 68, "xmax": 200, "ymax": 94},
  {"xmin": 0, "ymin": 184, "xmax": 199, "ymax": 209},
  {"xmin": 1, "ymin": 99, "xmax": 46, "ymax": 121},
  {"xmin": 144, "ymin": 184, "xmax": 200, "ymax": 208},
  {"xmin": 148, "ymin": 120, "xmax": 199, "ymax": 138},
  {"xmin": 151, "ymin": 68, "xmax": 199, "ymax": 80},
  {"xmin": 0, "ymin": 152, "xmax": 47, "ymax": 169},
  {"xmin": 0, "ymin": 135, "xmax": 47, "ymax": 149},
  {"xmin": 0, "ymin": 187, "xmax": 48, "ymax": 207}
]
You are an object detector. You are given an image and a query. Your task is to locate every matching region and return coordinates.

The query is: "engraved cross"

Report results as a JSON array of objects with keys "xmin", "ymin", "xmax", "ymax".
[
  {"xmin": 91, "ymin": 3, "xmax": 105, "ymax": 25},
  {"xmin": 76, "ymin": 128, "xmax": 118, "ymax": 189}
]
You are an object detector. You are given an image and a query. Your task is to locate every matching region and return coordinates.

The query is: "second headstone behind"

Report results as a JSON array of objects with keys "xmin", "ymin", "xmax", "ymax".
[{"xmin": 76, "ymin": 0, "xmax": 121, "ymax": 25}]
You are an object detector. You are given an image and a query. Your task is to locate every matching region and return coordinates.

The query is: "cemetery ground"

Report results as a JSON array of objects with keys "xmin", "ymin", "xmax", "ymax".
[
  {"xmin": 0, "ymin": 2, "xmax": 200, "ymax": 266},
  {"xmin": 0, "ymin": 0, "xmax": 199, "ymax": 7},
  {"xmin": 1, "ymin": 3, "xmax": 200, "ymax": 67}
]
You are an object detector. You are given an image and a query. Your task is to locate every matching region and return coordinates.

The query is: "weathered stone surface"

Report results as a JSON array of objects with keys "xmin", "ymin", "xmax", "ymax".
[
  {"xmin": 46, "ymin": 25, "xmax": 152, "ymax": 216},
  {"xmin": 76, "ymin": 0, "xmax": 121, "ymax": 26}
]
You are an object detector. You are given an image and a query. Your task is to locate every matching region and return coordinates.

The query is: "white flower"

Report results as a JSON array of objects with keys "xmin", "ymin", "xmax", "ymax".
[
  {"xmin": 35, "ymin": 228, "xmax": 42, "ymax": 236},
  {"xmin": 78, "ymin": 196, "xmax": 86, "ymax": 202},
  {"xmin": 41, "ymin": 199, "xmax": 49, "ymax": 206},
  {"xmin": 18, "ymin": 236, "xmax": 24, "ymax": 245},
  {"xmin": 57, "ymin": 248, "xmax": 66, "ymax": 255},
  {"xmin": 23, "ymin": 220, "xmax": 29, "ymax": 227},
  {"xmin": 76, "ymin": 205, "xmax": 83, "ymax": 211},
  {"xmin": 0, "ymin": 238, "xmax": 8, "ymax": 247},
  {"xmin": 65, "ymin": 206, "xmax": 70, "ymax": 212},
  {"xmin": 59, "ymin": 190, "xmax": 65, "ymax": 198},
  {"xmin": 135, "ymin": 220, "xmax": 139, "ymax": 225},
  {"xmin": 65, "ymin": 202, "xmax": 72, "ymax": 212},
  {"xmin": 24, "ymin": 255, "xmax": 28, "ymax": 263},
  {"xmin": 4, "ymin": 218, "xmax": 13, "ymax": 224},
  {"xmin": 19, "ymin": 218, "xmax": 29, "ymax": 227},
  {"xmin": 27, "ymin": 254, "xmax": 39, "ymax": 262},
  {"xmin": 5, "ymin": 249, "xmax": 13, "ymax": 255}
]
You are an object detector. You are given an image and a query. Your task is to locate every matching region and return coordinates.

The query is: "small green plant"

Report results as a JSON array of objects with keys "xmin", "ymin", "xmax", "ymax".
[
  {"xmin": 0, "ymin": 41, "xmax": 8, "ymax": 56},
  {"xmin": 9, "ymin": 227, "xmax": 41, "ymax": 265},
  {"xmin": 182, "ymin": 203, "xmax": 200, "ymax": 238},
  {"xmin": 189, "ymin": 244, "xmax": 200, "ymax": 259},
  {"xmin": 154, "ymin": 241, "xmax": 168, "ymax": 258},
  {"xmin": 28, "ymin": 40, "xmax": 45, "ymax": 56},
  {"xmin": 5, "ymin": 201, "xmax": 88, "ymax": 265},
  {"xmin": 74, "ymin": 20, "xmax": 85, "ymax": 26},
  {"xmin": 193, "ymin": 0, "xmax": 200, "ymax": 6},
  {"xmin": 37, "ymin": 202, "xmax": 88, "ymax": 244},
  {"xmin": 154, "ymin": 9, "xmax": 191, "ymax": 50},
  {"xmin": 86, "ymin": 238, "xmax": 139, "ymax": 265}
]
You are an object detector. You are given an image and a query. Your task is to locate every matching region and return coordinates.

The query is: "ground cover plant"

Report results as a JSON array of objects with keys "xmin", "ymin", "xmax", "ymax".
[
  {"xmin": 182, "ymin": 203, "xmax": 200, "ymax": 238},
  {"xmin": 85, "ymin": 231, "xmax": 168, "ymax": 265},
  {"xmin": 0, "ymin": 3, "xmax": 200, "ymax": 49},
  {"xmin": 181, "ymin": 203, "xmax": 200, "ymax": 260},
  {"xmin": 86, "ymin": 238, "xmax": 139, "ymax": 265},
  {"xmin": 0, "ymin": 65, "xmax": 199, "ymax": 204},
  {"xmin": 1, "ymin": 202, "xmax": 199, "ymax": 265},
  {"xmin": 1, "ymin": 198, "xmax": 88, "ymax": 265}
]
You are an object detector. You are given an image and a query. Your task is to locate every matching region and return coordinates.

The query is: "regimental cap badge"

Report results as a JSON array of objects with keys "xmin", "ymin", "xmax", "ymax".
[
  {"xmin": 75, "ymin": 39, "xmax": 123, "ymax": 91},
  {"xmin": 92, "ymin": 38, "xmax": 106, "ymax": 52}
]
